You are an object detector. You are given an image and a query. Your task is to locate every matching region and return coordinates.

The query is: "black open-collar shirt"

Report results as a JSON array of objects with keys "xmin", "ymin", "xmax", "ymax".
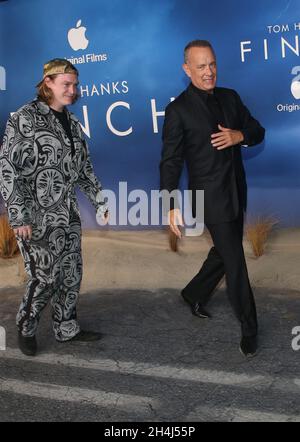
[{"xmin": 190, "ymin": 82, "xmax": 226, "ymax": 131}]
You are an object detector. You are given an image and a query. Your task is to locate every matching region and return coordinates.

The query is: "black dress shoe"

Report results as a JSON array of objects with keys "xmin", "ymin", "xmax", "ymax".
[
  {"xmin": 191, "ymin": 302, "xmax": 212, "ymax": 319},
  {"xmin": 181, "ymin": 290, "xmax": 211, "ymax": 318},
  {"xmin": 18, "ymin": 332, "xmax": 37, "ymax": 356},
  {"xmin": 61, "ymin": 330, "xmax": 102, "ymax": 343},
  {"xmin": 240, "ymin": 336, "xmax": 257, "ymax": 358}
]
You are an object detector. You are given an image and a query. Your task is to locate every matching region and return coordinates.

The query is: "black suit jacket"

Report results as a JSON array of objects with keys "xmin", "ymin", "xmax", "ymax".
[{"xmin": 160, "ymin": 84, "xmax": 265, "ymax": 224}]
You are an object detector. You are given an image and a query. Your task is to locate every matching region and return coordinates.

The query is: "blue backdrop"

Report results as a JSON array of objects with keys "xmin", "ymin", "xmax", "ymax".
[{"xmin": 0, "ymin": 0, "xmax": 300, "ymax": 227}]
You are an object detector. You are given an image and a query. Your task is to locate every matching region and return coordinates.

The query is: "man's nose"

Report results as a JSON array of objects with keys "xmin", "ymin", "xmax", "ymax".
[
  {"xmin": 205, "ymin": 65, "xmax": 213, "ymax": 75},
  {"xmin": 70, "ymin": 85, "xmax": 77, "ymax": 95}
]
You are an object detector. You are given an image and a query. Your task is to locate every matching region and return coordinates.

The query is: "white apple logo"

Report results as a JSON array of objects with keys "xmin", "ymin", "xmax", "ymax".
[
  {"xmin": 291, "ymin": 80, "xmax": 300, "ymax": 99},
  {"xmin": 68, "ymin": 20, "xmax": 89, "ymax": 51}
]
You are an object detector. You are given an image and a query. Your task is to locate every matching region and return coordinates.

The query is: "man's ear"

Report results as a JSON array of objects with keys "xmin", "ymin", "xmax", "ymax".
[
  {"xmin": 182, "ymin": 63, "xmax": 191, "ymax": 78},
  {"xmin": 44, "ymin": 76, "xmax": 52, "ymax": 87}
]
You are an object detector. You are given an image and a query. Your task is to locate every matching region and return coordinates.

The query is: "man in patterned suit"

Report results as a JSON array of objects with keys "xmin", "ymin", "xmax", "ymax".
[{"xmin": 0, "ymin": 59, "xmax": 109, "ymax": 356}]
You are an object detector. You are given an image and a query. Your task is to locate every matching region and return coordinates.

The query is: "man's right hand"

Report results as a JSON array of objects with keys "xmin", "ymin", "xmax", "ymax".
[
  {"xmin": 168, "ymin": 209, "xmax": 183, "ymax": 239},
  {"xmin": 13, "ymin": 225, "xmax": 32, "ymax": 241}
]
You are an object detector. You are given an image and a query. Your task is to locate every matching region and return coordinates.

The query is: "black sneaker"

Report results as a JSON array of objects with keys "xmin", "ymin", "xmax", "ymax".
[
  {"xmin": 240, "ymin": 336, "xmax": 257, "ymax": 358},
  {"xmin": 60, "ymin": 330, "xmax": 102, "ymax": 343},
  {"xmin": 18, "ymin": 332, "xmax": 37, "ymax": 356}
]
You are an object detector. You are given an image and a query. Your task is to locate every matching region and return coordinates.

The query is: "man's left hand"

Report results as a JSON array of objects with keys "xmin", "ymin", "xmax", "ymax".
[
  {"xmin": 96, "ymin": 209, "xmax": 109, "ymax": 226},
  {"xmin": 102, "ymin": 210, "xmax": 109, "ymax": 225},
  {"xmin": 211, "ymin": 124, "xmax": 244, "ymax": 150}
]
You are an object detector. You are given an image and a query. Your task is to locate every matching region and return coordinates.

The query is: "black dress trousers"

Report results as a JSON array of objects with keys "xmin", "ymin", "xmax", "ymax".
[{"xmin": 182, "ymin": 209, "xmax": 257, "ymax": 338}]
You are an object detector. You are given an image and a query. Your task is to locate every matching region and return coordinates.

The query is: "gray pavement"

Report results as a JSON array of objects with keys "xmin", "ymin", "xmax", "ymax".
[{"xmin": 0, "ymin": 286, "xmax": 299, "ymax": 422}]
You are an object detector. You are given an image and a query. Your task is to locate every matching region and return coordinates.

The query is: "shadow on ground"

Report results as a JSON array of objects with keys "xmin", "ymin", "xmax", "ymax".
[{"xmin": 0, "ymin": 286, "xmax": 299, "ymax": 421}]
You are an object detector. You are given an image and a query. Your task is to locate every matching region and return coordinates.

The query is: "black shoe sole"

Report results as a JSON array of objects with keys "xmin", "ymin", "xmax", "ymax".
[
  {"xmin": 19, "ymin": 349, "xmax": 37, "ymax": 356},
  {"xmin": 56, "ymin": 333, "xmax": 102, "ymax": 343},
  {"xmin": 239, "ymin": 346, "xmax": 257, "ymax": 358},
  {"xmin": 18, "ymin": 338, "xmax": 37, "ymax": 356},
  {"xmin": 191, "ymin": 310, "xmax": 210, "ymax": 319}
]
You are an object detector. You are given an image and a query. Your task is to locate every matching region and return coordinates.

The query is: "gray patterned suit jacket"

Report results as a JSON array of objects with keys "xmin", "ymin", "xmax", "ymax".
[{"xmin": 0, "ymin": 99, "xmax": 107, "ymax": 232}]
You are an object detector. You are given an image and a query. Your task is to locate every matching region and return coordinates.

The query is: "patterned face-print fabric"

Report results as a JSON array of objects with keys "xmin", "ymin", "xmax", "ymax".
[
  {"xmin": 17, "ymin": 210, "xmax": 82, "ymax": 341},
  {"xmin": 0, "ymin": 99, "xmax": 107, "ymax": 232},
  {"xmin": 0, "ymin": 99, "xmax": 108, "ymax": 339}
]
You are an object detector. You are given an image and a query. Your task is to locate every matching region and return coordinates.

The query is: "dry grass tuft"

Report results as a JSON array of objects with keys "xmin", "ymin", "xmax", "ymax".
[
  {"xmin": 246, "ymin": 216, "xmax": 278, "ymax": 258},
  {"xmin": 169, "ymin": 229, "xmax": 178, "ymax": 252},
  {"xmin": 0, "ymin": 215, "xmax": 19, "ymax": 259}
]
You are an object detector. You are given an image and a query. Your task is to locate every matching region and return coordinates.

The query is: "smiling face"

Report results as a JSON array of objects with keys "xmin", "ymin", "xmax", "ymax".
[
  {"xmin": 183, "ymin": 46, "xmax": 217, "ymax": 93},
  {"xmin": 44, "ymin": 73, "xmax": 79, "ymax": 111}
]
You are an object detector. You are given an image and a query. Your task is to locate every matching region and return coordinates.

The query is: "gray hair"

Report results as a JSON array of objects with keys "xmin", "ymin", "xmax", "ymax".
[{"xmin": 184, "ymin": 40, "xmax": 216, "ymax": 63}]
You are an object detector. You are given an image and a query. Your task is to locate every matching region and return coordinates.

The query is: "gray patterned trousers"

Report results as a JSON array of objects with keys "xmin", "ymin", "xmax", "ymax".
[{"xmin": 16, "ymin": 210, "xmax": 83, "ymax": 342}]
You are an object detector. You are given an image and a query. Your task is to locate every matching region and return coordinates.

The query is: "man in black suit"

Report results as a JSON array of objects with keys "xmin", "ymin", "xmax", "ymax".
[{"xmin": 160, "ymin": 40, "xmax": 265, "ymax": 357}]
